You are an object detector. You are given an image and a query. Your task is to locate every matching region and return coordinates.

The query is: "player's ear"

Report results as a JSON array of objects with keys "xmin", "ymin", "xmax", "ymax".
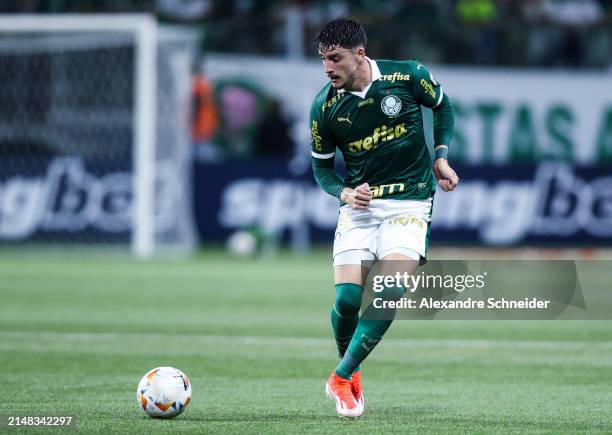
[{"xmin": 355, "ymin": 47, "xmax": 366, "ymax": 63}]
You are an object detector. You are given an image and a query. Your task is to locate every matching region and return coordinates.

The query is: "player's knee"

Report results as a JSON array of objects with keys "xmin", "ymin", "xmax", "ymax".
[{"xmin": 334, "ymin": 283, "xmax": 363, "ymax": 317}]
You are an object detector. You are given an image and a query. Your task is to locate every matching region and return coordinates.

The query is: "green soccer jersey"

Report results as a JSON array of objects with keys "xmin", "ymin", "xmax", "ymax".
[{"xmin": 310, "ymin": 58, "xmax": 452, "ymax": 200}]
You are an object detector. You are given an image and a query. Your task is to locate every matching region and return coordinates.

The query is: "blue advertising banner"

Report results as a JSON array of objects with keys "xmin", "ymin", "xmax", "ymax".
[
  {"xmin": 193, "ymin": 160, "xmax": 612, "ymax": 246},
  {"xmin": 0, "ymin": 157, "xmax": 131, "ymax": 242},
  {"xmin": 1, "ymin": 157, "xmax": 609, "ymax": 246}
]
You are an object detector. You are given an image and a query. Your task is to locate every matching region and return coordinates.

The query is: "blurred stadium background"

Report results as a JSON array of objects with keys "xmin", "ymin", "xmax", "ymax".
[
  {"xmin": 0, "ymin": 0, "xmax": 611, "ymax": 257},
  {"xmin": 1, "ymin": 1, "xmax": 611, "ymax": 432}
]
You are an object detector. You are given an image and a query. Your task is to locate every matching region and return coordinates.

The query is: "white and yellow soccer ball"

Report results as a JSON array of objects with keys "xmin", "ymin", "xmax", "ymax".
[{"xmin": 136, "ymin": 367, "xmax": 192, "ymax": 418}]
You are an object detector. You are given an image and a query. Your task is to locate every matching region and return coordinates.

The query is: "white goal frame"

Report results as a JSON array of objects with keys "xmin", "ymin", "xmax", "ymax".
[{"xmin": 0, "ymin": 14, "xmax": 158, "ymax": 258}]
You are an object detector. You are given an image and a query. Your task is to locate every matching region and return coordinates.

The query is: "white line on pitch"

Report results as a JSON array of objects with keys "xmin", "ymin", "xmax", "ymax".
[{"xmin": 1, "ymin": 331, "xmax": 611, "ymax": 350}]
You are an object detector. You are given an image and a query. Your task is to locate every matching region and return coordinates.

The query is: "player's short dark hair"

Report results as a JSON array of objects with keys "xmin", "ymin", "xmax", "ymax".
[{"xmin": 316, "ymin": 17, "xmax": 367, "ymax": 52}]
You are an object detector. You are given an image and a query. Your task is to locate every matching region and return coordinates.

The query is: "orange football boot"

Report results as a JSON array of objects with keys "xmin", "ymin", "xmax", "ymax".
[
  {"xmin": 325, "ymin": 371, "xmax": 363, "ymax": 417},
  {"xmin": 351, "ymin": 370, "xmax": 364, "ymax": 410}
]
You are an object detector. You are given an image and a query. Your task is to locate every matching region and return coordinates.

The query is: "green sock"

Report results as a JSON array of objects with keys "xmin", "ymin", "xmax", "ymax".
[
  {"xmin": 335, "ymin": 285, "xmax": 404, "ymax": 379},
  {"xmin": 331, "ymin": 283, "xmax": 363, "ymax": 375}
]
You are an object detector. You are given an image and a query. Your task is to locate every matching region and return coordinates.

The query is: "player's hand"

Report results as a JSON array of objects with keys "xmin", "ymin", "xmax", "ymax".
[
  {"xmin": 433, "ymin": 158, "xmax": 459, "ymax": 192},
  {"xmin": 340, "ymin": 183, "xmax": 372, "ymax": 210}
]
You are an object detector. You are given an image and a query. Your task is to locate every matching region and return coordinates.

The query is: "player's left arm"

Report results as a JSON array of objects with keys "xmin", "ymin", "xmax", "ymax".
[{"xmin": 410, "ymin": 61, "xmax": 459, "ymax": 192}]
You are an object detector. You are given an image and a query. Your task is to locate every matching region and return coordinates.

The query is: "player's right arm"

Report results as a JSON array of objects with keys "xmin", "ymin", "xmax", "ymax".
[{"xmin": 310, "ymin": 98, "xmax": 371, "ymax": 209}]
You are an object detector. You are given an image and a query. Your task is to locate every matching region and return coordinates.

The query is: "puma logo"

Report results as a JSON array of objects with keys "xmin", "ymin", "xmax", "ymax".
[
  {"xmin": 337, "ymin": 113, "xmax": 352, "ymax": 125},
  {"xmin": 360, "ymin": 334, "xmax": 380, "ymax": 353}
]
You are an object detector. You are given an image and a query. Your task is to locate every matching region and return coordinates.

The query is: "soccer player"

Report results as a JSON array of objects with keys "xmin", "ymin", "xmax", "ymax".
[{"xmin": 310, "ymin": 17, "xmax": 458, "ymax": 417}]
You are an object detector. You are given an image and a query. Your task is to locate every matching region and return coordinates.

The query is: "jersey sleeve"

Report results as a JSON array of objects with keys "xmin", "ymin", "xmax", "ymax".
[
  {"xmin": 409, "ymin": 61, "xmax": 445, "ymax": 109},
  {"xmin": 309, "ymin": 101, "xmax": 336, "ymax": 160},
  {"xmin": 309, "ymin": 95, "xmax": 345, "ymax": 198}
]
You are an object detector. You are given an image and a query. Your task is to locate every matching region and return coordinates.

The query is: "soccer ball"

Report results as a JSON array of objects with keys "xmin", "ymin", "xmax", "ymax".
[
  {"xmin": 136, "ymin": 367, "xmax": 192, "ymax": 418},
  {"xmin": 226, "ymin": 230, "xmax": 258, "ymax": 257}
]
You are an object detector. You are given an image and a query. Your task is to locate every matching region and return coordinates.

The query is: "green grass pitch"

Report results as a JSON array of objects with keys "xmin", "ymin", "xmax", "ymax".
[{"xmin": 1, "ymin": 249, "xmax": 611, "ymax": 433}]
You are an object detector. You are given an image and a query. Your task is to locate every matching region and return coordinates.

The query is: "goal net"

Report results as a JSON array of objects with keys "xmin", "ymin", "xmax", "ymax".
[{"xmin": 0, "ymin": 15, "xmax": 196, "ymax": 257}]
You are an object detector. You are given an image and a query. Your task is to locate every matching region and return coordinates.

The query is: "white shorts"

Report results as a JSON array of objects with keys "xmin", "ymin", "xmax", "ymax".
[{"xmin": 333, "ymin": 198, "xmax": 433, "ymax": 266}]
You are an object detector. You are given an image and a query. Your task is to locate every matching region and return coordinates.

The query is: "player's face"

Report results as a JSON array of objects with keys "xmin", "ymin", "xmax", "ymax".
[{"xmin": 319, "ymin": 47, "xmax": 361, "ymax": 90}]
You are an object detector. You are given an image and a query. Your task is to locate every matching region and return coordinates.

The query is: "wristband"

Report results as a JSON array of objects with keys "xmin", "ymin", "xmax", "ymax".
[{"xmin": 434, "ymin": 146, "xmax": 448, "ymax": 160}]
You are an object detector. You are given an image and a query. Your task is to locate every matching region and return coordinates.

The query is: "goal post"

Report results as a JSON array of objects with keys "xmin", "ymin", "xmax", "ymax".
[{"xmin": 0, "ymin": 14, "xmax": 196, "ymax": 257}]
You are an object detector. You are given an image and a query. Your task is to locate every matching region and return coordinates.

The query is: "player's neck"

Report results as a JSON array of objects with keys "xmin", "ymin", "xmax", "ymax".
[{"xmin": 344, "ymin": 58, "xmax": 372, "ymax": 92}]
